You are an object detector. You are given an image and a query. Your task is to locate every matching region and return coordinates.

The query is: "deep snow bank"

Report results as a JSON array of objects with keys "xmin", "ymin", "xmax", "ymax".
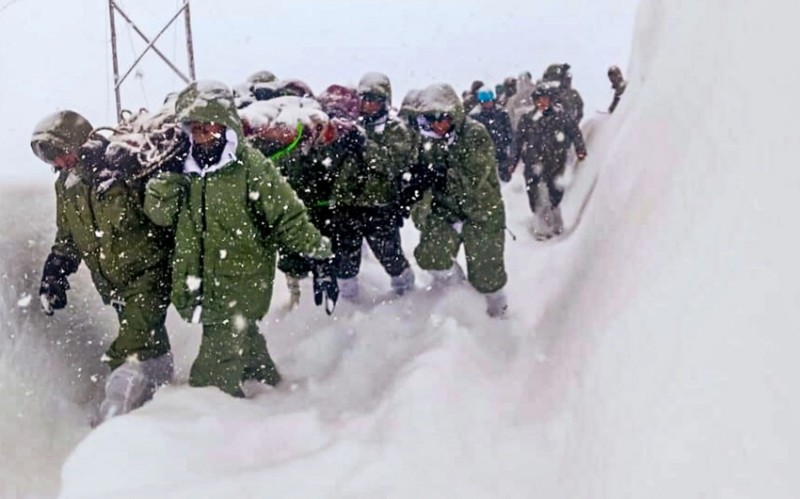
[
  {"xmin": 58, "ymin": 0, "xmax": 800, "ymax": 497},
  {"xmin": 532, "ymin": 0, "xmax": 800, "ymax": 497}
]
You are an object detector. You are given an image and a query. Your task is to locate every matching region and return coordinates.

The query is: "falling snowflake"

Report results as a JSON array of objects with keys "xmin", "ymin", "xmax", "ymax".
[
  {"xmin": 249, "ymin": 191, "xmax": 260, "ymax": 201},
  {"xmin": 186, "ymin": 275, "xmax": 202, "ymax": 292},
  {"xmin": 232, "ymin": 314, "xmax": 247, "ymax": 332},
  {"xmin": 219, "ymin": 249, "xmax": 228, "ymax": 259},
  {"xmin": 555, "ymin": 131, "xmax": 565, "ymax": 142},
  {"xmin": 16, "ymin": 294, "xmax": 32, "ymax": 307}
]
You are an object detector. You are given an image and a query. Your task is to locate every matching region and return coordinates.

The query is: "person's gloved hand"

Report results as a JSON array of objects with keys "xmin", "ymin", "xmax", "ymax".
[
  {"xmin": 311, "ymin": 258, "xmax": 338, "ymax": 315},
  {"xmin": 38, "ymin": 252, "xmax": 78, "ymax": 315},
  {"xmin": 39, "ymin": 275, "xmax": 69, "ymax": 315}
]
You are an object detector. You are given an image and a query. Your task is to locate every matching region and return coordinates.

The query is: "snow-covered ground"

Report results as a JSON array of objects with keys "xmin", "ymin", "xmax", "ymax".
[{"xmin": 3, "ymin": 0, "xmax": 800, "ymax": 496}]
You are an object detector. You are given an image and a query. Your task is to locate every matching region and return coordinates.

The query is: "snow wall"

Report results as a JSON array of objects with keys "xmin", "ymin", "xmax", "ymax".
[
  {"xmin": 537, "ymin": 0, "xmax": 800, "ymax": 496},
  {"xmin": 35, "ymin": 0, "xmax": 800, "ymax": 496}
]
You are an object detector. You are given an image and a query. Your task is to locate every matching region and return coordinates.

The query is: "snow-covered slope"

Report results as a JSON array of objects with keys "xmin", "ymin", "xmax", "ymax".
[
  {"xmin": 539, "ymin": 1, "xmax": 800, "ymax": 496},
  {"xmin": 6, "ymin": 0, "xmax": 800, "ymax": 496}
]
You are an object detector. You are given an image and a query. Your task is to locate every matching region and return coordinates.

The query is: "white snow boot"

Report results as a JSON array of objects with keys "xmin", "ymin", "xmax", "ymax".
[
  {"xmin": 339, "ymin": 276, "xmax": 360, "ymax": 302},
  {"xmin": 531, "ymin": 181, "xmax": 556, "ymax": 241},
  {"xmin": 286, "ymin": 276, "xmax": 301, "ymax": 309},
  {"xmin": 429, "ymin": 263, "xmax": 466, "ymax": 288},
  {"xmin": 390, "ymin": 267, "xmax": 415, "ymax": 295},
  {"xmin": 97, "ymin": 352, "xmax": 174, "ymax": 424},
  {"xmin": 485, "ymin": 289, "xmax": 508, "ymax": 318},
  {"xmin": 551, "ymin": 206, "xmax": 564, "ymax": 236}
]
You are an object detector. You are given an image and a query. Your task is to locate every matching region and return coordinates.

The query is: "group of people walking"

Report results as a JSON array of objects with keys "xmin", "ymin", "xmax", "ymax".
[{"xmin": 29, "ymin": 62, "xmax": 624, "ymax": 422}]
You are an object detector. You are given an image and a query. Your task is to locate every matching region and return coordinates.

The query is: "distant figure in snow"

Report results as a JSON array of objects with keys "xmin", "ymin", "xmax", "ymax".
[
  {"xmin": 469, "ymin": 87, "xmax": 514, "ymax": 182},
  {"xmin": 541, "ymin": 63, "xmax": 585, "ymax": 124},
  {"xmin": 607, "ymin": 65, "xmax": 627, "ymax": 113},
  {"xmin": 30, "ymin": 110, "xmax": 175, "ymax": 424},
  {"xmin": 410, "ymin": 83, "xmax": 509, "ymax": 318},
  {"xmin": 497, "ymin": 76, "xmax": 517, "ymax": 108},
  {"xmin": 505, "ymin": 72, "xmax": 536, "ymax": 132},
  {"xmin": 144, "ymin": 81, "xmax": 337, "ymax": 397},
  {"xmin": 461, "ymin": 79, "xmax": 485, "ymax": 114},
  {"xmin": 513, "ymin": 83, "xmax": 587, "ymax": 240}
]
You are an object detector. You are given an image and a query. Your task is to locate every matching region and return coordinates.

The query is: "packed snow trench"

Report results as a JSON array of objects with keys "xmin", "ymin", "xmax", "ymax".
[{"xmin": 3, "ymin": 0, "xmax": 800, "ymax": 496}]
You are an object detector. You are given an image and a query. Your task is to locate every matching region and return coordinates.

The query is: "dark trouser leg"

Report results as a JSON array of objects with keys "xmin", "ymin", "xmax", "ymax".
[
  {"xmin": 105, "ymin": 288, "xmax": 170, "ymax": 370},
  {"xmin": 524, "ymin": 168, "xmax": 542, "ymax": 214},
  {"xmin": 497, "ymin": 152, "xmax": 512, "ymax": 182},
  {"xmin": 242, "ymin": 324, "xmax": 281, "ymax": 386},
  {"xmin": 462, "ymin": 221, "xmax": 508, "ymax": 294},
  {"xmin": 546, "ymin": 176, "xmax": 565, "ymax": 209},
  {"xmin": 414, "ymin": 216, "xmax": 461, "ymax": 272},
  {"xmin": 333, "ymin": 215, "xmax": 364, "ymax": 279},
  {"xmin": 190, "ymin": 320, "xmax": 278, "ymax": 397},
  {"xmin": 365, "ymin": 214, "xmax": 409, "ymax": 277}
]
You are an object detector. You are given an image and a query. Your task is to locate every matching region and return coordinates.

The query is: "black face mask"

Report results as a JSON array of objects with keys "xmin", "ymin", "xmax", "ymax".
[{"xmin": 191, "ymin": 135, "xmax": 227, "ymax": 168}]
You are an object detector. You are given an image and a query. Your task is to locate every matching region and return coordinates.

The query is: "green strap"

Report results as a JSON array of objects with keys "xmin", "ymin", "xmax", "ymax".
[{"xmin": 268, "ymin": 122, "xmax": 305, "ymax": 162}]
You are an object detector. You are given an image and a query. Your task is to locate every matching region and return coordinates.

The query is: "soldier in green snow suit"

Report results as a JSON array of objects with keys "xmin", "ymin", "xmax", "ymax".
[
  {"xmin": 330, "ymin": 73, "xmax": 417, "ymax": 299},
  {"xmin": 31, "ymin": 110, "xmax": 175, "ymax": 422},
  {"xmin": 252, "ymin": 116, "xmax": 338, "ymax": 307},
  {"xmin": 144, "ymin": 81, "xmax": 335, "ymax": 397},
  {"xmin": 411, "ymin": 83, "xmax": 509, "ymax": 317}
]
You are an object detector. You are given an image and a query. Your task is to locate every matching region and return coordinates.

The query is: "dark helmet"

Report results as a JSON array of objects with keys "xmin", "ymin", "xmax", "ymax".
[
  {"xmin": 469, "ymin": 80, "xmax": 485, "ymax": 94},
  {"xmin": 543, "ymin": 63, "xmax": 572, "ymax": 87},
  {"xmin": 358, "ymin": 72, "xmax": 392, "ymax": 104},
  {"xmin": 531, "ymin": 83, "xmax": 556, "ymax": 102},
  {"xmin": 30, "ymin": 110, "xmax": 93, "ymax": 164}
]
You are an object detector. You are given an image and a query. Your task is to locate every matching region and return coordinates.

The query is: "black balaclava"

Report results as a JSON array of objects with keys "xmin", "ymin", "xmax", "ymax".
[{"xmin": 191, "ymin": 131, "xmax": 227, "ymax": 168}]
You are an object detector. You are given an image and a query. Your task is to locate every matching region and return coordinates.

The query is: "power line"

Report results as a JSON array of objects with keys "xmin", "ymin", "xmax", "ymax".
[{"xmin": 0, "ymin": 0, "xmax": 22, "ymax": 15}]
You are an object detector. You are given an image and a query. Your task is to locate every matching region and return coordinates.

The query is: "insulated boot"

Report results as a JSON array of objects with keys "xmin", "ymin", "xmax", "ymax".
[
  {"xmin": 286, "ymin": 276, "xmax": 301, "ymax": 309},
  {"xmin": 97, "ymin": 352, "xmax": 174, "ymax": 423},
  {"xmin": 429, "ymin": 263, "xmax": 466, "ymax": 288},
  {"xmin": 339, "ymin": 276, "xmax": 360, "ymax": 301},
  {"xmin": 390, "ymin": 267, "xmax": 415, "ymax": 295},
  {"xmin": 552, "ymin": 206, "xmax": 564, "ymax": 236},
  {"xmin": 485, "ymin": 289, "xmax": 508, "ymax": 318}
]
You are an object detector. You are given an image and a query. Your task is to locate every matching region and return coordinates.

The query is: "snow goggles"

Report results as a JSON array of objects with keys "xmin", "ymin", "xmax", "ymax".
[
  {"xmin": 421, "ymin": 112, "xmax": 451, "ymax": 123},
  {"xmin": 31, "ymin": 141, "xmax": 68, "ymax": 165},
  {"xmin": 359, "ymin": 92, "xmax": 385, "ymax": 103}
]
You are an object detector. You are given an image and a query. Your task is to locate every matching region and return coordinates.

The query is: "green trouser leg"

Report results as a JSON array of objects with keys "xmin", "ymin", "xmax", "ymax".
[
  {"xmin": 414, "ymin": 216, "xmax": 508, "ymax": 294},
  {"xmin": 414, "ymin": 216, "xmax": 461, "ymax": 271},
  {"xmin": 190, "ymin": 320, "xmax": 280, "ymax": 397},
  {"xmin": 242, "ymin": 324, "xmax": 281, "ymax": 386},
  {"xmin": 105, "ymin": 290, "xmax": 171, "ymax": 370},
  {"xmin": 462, "ymin": 221, "xmax": 507, "ymax": 293}
]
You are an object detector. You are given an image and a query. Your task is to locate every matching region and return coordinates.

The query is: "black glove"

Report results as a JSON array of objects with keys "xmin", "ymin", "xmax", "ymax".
[
  {"xmin": 39, "ymin": 253, "xmax": 79, "ymax": 315},
  {"xmin": 311, "ymin": 258, "xmax": 339, "ymax": 315},
  {"xmin": 340, "ymin": 127, "xmax": 366, "ymax": 155},
  {"xmin": 39, "ymin": 275, "xmax": 69, "ymax": 315}
]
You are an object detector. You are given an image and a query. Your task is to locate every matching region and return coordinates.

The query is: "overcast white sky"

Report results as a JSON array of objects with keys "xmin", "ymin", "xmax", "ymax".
[{"xmin": 0, "ymin": 0, "xmax": 638, "ymax": 184}]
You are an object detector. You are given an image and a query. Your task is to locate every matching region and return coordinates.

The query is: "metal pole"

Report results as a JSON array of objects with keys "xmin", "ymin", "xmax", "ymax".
[
  {"xmin": 114, "ymin": 4, "xmax": 187, "ymax": 87},
  {"xmin": 111, "ymin": 4, "xmax": 190, "ymax": 83},
  {"xmin": 184, "ymin": 0, "xmax": 196, "ymax": 80},
  {"xmin": 108, "ymin": 0, "xmax": 122, "ymax": 118}
]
